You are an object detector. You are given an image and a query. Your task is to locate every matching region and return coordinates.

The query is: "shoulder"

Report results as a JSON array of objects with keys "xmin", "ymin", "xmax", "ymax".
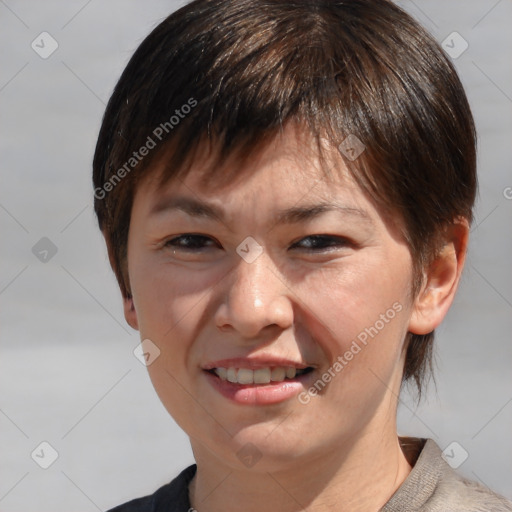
[
  {"xmin": 441, "ymin": 475, "xmax": 512, "ymax": 512},
  {"xmin": 382, "ymin": 438, "xmax": 512, "ymax": 512},
  {"xmin": 106, "ymin": 465, "xmax": 196, "ymax": 512},
  {"xmin": 433, "ymin": 457, "xmax": 512, "ymax": 512}
]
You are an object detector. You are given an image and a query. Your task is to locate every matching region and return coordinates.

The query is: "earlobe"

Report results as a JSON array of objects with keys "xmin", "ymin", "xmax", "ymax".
[
  {"xmin": 102, "ymin": 229, "xmax": 137, "ymax": 330},
  {"xmin": 123, "ymin": 296, "xmax": 139, "ymax": 331},
  {"xmin": 408, "ymin": 219, "xmax": 469, "ymax": 335}
]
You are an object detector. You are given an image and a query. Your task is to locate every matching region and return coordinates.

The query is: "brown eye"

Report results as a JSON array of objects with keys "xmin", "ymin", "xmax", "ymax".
[
  {"xmin": 291, "ymin": 235, "xmax": 350, "ymax": 252},
  {"xmin": 165, "ymin": 234, "xmax": 219, "ymax": 251}
]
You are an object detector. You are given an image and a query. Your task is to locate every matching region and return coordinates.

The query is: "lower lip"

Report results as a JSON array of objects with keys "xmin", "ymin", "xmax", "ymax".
[{"xmin": 204, "ymin": 371, "xmax": 313, "ymax": 405}]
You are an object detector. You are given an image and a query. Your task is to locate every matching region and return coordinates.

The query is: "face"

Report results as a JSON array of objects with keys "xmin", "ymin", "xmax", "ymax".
[{"xmin": 125, "ymin": 126, "xmax": 421, "ymax": 472}]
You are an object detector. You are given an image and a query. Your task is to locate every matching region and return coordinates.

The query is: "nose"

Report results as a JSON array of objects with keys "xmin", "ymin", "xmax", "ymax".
[{"xmin": 214, "ymin": 253, "xmax": 294, "ymax": 340}]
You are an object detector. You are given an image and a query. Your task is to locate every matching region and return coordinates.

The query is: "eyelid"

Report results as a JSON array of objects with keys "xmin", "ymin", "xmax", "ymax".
[
  {"xmin": 164, "ymin": 233, "xmax": 220, "ymax": 249},
  {"xmin": 290, "ymin": 235, "xmax": 353, "ymax": 251}
]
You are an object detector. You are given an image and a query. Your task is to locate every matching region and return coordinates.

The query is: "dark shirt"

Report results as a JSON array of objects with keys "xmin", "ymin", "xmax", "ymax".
[{"xmin": 108, "ymin": 465, "xmax": 196, "ymax": 512}]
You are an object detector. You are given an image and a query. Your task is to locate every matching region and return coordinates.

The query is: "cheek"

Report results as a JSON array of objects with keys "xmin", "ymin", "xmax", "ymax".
[
  {"xmin": 297, "ymin": 254, "xmax": 413, "ymax": 385},
  {"xmin": 129, "ymin": 260, "xmax": 220, "ymax": 410},
  {"xmin": 130, "ymin": 256, "xmax": 220, "ymax": 339},
  {"xmin": 129, "ymin": 263, "xmax": 216, "ymax": 433},
  {"xmin": 305, "ymin": 253, "xmax": 410, "ymax": 331},
  {"xmin": 289, "ymin": 263, "xmax": 412, "ymax": 437}
]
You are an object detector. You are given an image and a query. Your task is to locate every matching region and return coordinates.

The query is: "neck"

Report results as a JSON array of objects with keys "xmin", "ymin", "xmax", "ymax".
[{"xmin": 189, "ymin": 426, "xmax": 412, "ymax": 512}]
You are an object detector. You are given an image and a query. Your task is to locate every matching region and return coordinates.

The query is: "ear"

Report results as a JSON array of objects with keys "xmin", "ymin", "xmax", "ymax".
[
  {"xmin": 123, "ymin": 295, "xmax": 139, "ymax": 331},
  {"xmin": 408, "ymin": 218, "xmax": 469, "ymax": 335},
  {"xmin": 101, "ymin": 229, "xmax": 139, "ymax": 331}
]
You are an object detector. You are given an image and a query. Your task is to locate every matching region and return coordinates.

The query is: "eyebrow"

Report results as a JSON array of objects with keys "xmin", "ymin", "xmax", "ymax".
[{"xmin": 150, "ymin": 196, "xmax": 373, "ymax": 226}]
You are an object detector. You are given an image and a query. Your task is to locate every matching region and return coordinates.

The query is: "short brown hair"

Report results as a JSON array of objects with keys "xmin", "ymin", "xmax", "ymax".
[{"xmin": 93, "ymin": 0, "xmax": 477, "ymax": 395}]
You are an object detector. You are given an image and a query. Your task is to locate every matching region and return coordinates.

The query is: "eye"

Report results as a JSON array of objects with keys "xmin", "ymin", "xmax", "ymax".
[
  {"xmin": 164, "ymin": 234, "xmax": 220, "ymax": 251},
  {"xmin": 290, "ymin": 235, "xmax": 351, "ymax": 252}
]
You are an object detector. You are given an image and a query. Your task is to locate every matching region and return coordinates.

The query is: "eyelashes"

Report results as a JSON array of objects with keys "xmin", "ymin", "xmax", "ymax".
[
  {"xmin": 165, "ymin": 234, "xmax": 218, "ymax": 251},
  {"xmin": 290, "ymin": 235, "xmax": 351, "ymax": 251},
  {"xmin": 165, "ymin": 234, "xmax": 352, "ymax": 253}
]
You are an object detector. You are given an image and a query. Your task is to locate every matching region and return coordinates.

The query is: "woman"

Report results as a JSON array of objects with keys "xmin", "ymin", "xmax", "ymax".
[{"xmin": 93, "ymin": 0, "xmax": 512, "ymax": 510}]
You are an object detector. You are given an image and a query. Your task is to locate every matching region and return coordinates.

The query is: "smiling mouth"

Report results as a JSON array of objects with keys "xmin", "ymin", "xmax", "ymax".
[{"xmin": 207, "ymin": 366, "xmax": 314, "ymax": 385}]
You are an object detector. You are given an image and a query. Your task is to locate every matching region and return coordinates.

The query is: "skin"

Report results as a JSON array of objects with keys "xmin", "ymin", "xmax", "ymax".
[{"xmin": 119, "ymin": 124, "xmax": 469, "ymax": 511}]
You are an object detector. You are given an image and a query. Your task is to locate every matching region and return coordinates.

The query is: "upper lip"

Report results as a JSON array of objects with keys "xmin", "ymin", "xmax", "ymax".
[{"xmin": 202, "ymin": 357, "xmax": 313, "ymax": 371}]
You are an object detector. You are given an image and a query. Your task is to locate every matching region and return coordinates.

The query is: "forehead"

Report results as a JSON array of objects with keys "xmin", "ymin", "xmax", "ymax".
[
  {"xmin": 149, "ymin": 124, "xmax": 357, "ymax": 194},
  {"xmin": 138, "ymin": 125, "xmax": 366, "ymax": 208}
]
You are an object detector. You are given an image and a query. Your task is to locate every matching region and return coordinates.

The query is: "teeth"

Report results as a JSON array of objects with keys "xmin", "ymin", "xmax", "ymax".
[
  {"xmin": 271, "ymin": 367, "xmax": 286, "ymax": 381},
  {"xmin": 227, "ymin": 367, "xmax": 237, "ymax": 383},
  {"xmin": 213, "ymin": 366, "xmax": 306, "ymax": 384},
  {"xmin": 216, "ymin": 367, "xmax": 227, "ymax": 380},
  {"xmin": 286, "ymin": 367, "xmax": 296, "ymax": 379},
  {"xmin": 254, "ymin": 368, "xmax": 271, "ymax": 384},
  {"xmin": 237, "ymin": 368, "xmax": 254, "ymax": 385}
]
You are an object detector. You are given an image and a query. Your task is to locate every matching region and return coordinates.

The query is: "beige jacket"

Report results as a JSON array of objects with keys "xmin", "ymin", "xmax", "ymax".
[{"xmin": 382, "ymin": 438, "xmax": 512, "ymax": 511}]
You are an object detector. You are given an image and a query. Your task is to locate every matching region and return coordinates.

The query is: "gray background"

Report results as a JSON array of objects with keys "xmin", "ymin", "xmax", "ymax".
[{"xmin": 0, "ymin": 1, "xmax": 511, "ymax": 510}]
